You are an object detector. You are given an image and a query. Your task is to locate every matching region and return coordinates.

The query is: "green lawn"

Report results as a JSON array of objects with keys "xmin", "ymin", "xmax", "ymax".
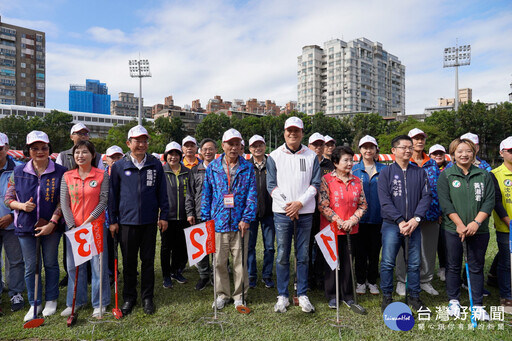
[{"xmin": 1, "ymin": 225, "xmax": 511, "ymax": 340}]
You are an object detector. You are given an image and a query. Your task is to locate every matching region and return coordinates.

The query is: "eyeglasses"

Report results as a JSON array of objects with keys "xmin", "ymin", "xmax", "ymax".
[
  {"xmin": 30, "ymin": 146, "xmax": 49, "ymax": 152},
  {"xmin": 394, "ymin": 146, "xmax": 413, "ymax": 151},
  {"xmin": 503, "ymin": 149, "xmax": 512, "ymax": 154},
  {"xmin": 73, "ymin": 132, "xmax": 89, "ymax": 137},
  {"xmin": 131, "ymin": 139, "xmax": 148, "ymax": 145},
  {"xmin": 201, "ymin": 148, "xmax": 216, "ymax": 152}
]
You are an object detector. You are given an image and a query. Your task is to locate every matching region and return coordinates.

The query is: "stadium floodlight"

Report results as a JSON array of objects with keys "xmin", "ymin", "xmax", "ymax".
[
  {"xmin": 129, "ymin": 58, "xmax": 152, "ymax": 125},
  {"xmin": 443, "ymin": 42, "xmax": 471, "ymax": 111}
]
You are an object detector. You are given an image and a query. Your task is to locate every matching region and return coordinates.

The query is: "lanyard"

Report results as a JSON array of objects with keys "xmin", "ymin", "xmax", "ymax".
[{"xmin": 226, "ymin": 157, "xmax": 232, "ymax": 193}]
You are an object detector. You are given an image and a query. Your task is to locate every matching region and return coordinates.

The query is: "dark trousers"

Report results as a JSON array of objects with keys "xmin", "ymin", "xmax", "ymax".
[
  {"xmin": 354, "ymin": 223, "xmax": 381, "ymax": 285},
  {"xmin": 444, "ymin": 229, "xmax": 489, "ymax": 306},
  {"xmin": 160, "ymin": 220, "xmax": 189, "ymax": 277},
  {"xmin": 437, "ymin": 227, "xmax": 446, "ymax": 268},
  {"xmin": 120, "ymin": 223, "xmax": 157, "ymax": 302},
  {"xmin": 324, "ymin": 234, "xmax": 355, "ymax": 302},
  {"xmin": 309, "ymin": 212, "xmax": 326, "ymax": 286}
]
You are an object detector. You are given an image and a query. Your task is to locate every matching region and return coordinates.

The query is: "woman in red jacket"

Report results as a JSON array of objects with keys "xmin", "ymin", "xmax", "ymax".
[
  {"xmin": 60, "ymin": 140, "xmax": 110, "ymax": 318},
  {"xmin": 318, "ymin": 146, "xmax": 367, "ymax": 309}
]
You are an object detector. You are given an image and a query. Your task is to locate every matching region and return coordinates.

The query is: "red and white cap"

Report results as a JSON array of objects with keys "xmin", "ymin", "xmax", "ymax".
[
  {"xmin": 222, "ymin": 128, "xmax": 242, "ymax": 142},
  {"xmin": 106, "ymin": 145, "xmax": 124, "ymax": 157},
  {"xmin": 308, "ymin": 133, "xmax": 325, "ymax": 144},
  {"xmin": 408, "ymin": 128, "xmax": 427, "ymax": 138},
  {"xmin": 70, "ymin": 123, "xmax": 90, "ymax": 134},
  {"xmin": 241, "ymin": 140, "xmax": 245, "ymax": 146},
  {"xmin": 128, "ymin": 125, "xmax": 149, "ymax": 139},
  {"xmin": 500, "ymin": 136, "xmax": 512, "ymax": 151},
  {"xmin": 165, "ymin": 141, "xmax": 182, "ymax": 154},
  {"xmin": 0, "ymin": 132, "xmax": 8, "ymax": 147},
  {"xmin": 284, "ymin": 116, "xmax": 304, "ymax": 130},
  {"xmin": 324, "ymin": 135, "xmax": 335, "ymax": 144},
  {"xmin": 182, "ymin": 135, "xmax": 197, "ymax": 146},
  {"xmin": 358, "ymin": 135, "xmax": 378, "ymax": 148},
  {"xmin": 428, "ymin": 144, "xmax": 446, "ymax": 154},
  {"xmin": 461, "ymin": 132, "xmax": 479, "ymax": 145},
  {"xmin": 249, "ymin": 135, "xmax": 265, "ymax": 146},
  {"xmin": 26, "ymin": 130, "xmax": 50, "ymax": 145}
]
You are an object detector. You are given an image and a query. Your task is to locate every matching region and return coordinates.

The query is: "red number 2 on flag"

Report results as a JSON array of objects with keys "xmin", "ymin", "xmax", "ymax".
[{"xmin": 190, "ymin": 228, "xmax": 205, "ymax": 260}]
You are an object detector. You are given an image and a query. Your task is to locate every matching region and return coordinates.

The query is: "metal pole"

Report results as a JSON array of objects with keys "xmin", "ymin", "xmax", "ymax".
[
  {"xmin": 138, "ymin": 61, "xmax": 143, "ymax": 126},
  {"xmin": 454, "ymin": 65, "xmax": 459, "ymax": 112}
]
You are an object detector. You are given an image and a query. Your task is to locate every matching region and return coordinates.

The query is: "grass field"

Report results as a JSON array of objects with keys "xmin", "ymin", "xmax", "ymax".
[{"xmin": 1, "ymin": 224, "xmax": 511, "ymax": 340}]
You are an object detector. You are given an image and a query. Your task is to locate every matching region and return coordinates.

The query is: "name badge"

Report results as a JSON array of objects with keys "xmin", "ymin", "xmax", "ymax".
[{"xmin": 224, "ymin": 194, "xmax": 234, "ymax": 208}]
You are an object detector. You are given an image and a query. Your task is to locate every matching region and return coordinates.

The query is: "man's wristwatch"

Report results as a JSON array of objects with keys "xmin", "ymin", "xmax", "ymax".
[
  {"xmin": 472, "ymin": 220, "xmax": 482, "ymax": 227},
  {"xmin": 414, "ymin": 216, "xmax": 421, "ymax": 223}
]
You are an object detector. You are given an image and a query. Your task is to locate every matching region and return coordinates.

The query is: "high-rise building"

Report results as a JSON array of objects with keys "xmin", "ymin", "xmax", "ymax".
[
  {"xmin": 297, "ymin": 38, "xmax": 405, "ymax": 117},
  {"xmin": 111, "ymin": 92, "xmax": 151, "ymax": 118},
  {"xmin": 0, "ymin": 16, "xmax": 45, "ymax": 107},
  {"xmin": 438, "ymin": 88, "xmax": 472, "ymax": 107},
  {"xmin": 69, "ymin": 79, "xmax": 111, "ymax": 115}
]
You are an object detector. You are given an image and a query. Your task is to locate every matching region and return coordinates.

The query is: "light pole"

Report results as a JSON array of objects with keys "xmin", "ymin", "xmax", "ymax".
[
  {"xmin": 443, "ymin": 42, "xmax": 471, "ymax": 111},
  {"xmin": 129, "ymin": 58, "xmax": 151, "ymax": 125}
]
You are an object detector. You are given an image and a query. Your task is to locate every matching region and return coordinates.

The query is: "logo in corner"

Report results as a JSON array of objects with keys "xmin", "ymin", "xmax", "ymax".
[
  {"xmin": 504, "ymin": 179, "xmax": 512, "ymax": 187},
  {"xmin": 383, "ymin": 302, "xmax": 415, "ymax": 331},
  {"xmin": 452, "ymin": 180, "xmax": 461, "ymax": 188}
]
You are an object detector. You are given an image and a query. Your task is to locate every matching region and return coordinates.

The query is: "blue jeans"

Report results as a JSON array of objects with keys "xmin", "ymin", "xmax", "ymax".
[
  {"xmin": 248, "ymin": 215, "xmax": 275, "ymax": 280},
  {"xmin": 496, "ymin": 232, "xmax": 510, "ymax": 299},
  {"xmin": 380, "ymin": 221, "xmax": 421, "ymax": 298},
  {"xmin": 274, "ymin": 213, "xmax": 312, "ymax": 297},
  {"xmin": 444, "ymin": 230, "xmax": 489, "ymax": 305},
  {"xmin": 65, "ymin": 226, "xmax": 111, "ymax": 308},
  {"xmin": 0, "ymin": 229, "xmax": 25, "ymax": 297},
  {"xmin": 18, "ymin": 232, "xmax": 61, "ymax": 305}
]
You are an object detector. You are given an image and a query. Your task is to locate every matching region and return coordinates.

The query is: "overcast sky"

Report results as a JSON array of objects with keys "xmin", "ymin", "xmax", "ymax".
[{"xmin": 2, "ymin": 0, "xmax": 511, "ymax": 114}]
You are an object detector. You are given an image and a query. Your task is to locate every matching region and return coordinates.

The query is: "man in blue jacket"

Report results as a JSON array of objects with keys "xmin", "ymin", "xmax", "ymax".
[
  {"xmin": 378, "ymin": 135, "xmax": 432, "ymax": 313},
  {"xmin": 109, "ymin": 125, "xmax": 169, "ymax": 316},
  {"xmin": 201, "ymin": 128, "xmax": 257, "ymax": 310}
]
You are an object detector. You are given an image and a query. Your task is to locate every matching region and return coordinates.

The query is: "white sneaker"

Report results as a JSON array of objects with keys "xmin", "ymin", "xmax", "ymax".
[
  {"xmin": 60, "ymin": 305, "xmax": 83, "ymax": 317},
  {"xmin": 24, "ymin": 305, "xmax": 43, "ymax": 322},
  {"xmin": 420, "ymin": 282, "xmax": 439, "ymax": 296},
  {"xmin": 298, "ymin": 295, "xmax": 315, "ymax": 313},
  {"xmin": 274, "ymin": 296, "xmax": 290, "ymax": 313},
  {"xmin": 396, "ymin": 282, "xmax": 406, "ymax": 296},
  {"xmin": 92, "ymin": 307, "xmax": 106, "ymax": 318},
  {"xmin": 42, "ymin": 300, "xmax": 57, "ymax": 317},
  {"xmin": 473, "ymin": 306, "xmax": 490, "ymax": 321},
  {"xmin": 212, "ymin": 296, "xmax": 227, "ymax": 310},
  {"xmin": 356, "ymin": 283, "xmax": 366, "ymax": 295},
  {"xmin": 368, "ymin": 283, "xmax": 380, "ymax": 295},
  {"xmin": 447, "ymin": 299, "xmax": 461, "ymax": 318},
  {"xmin": 437, "ymin": 267, "xmax": 446, "ymax": 282},
  {"xmin": 234, "ymin": 300, "xmax": 245, "ymax": 308}
]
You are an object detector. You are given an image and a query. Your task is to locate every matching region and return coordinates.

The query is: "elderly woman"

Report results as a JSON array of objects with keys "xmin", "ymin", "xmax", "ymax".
[
  {"xmin": 437, "ymin": 138, "xmax": 494, "ymax": 321},
  {"xmin": 5, "ymin": 131, "xmax": 67, "ymax": 321},
  {"xmin": 318, "ymin": 146, "xmax": 367, "ymax": 309},
  {"xmin": 60, "ymin": 140, "xmax": 110, "ymax": 318}
]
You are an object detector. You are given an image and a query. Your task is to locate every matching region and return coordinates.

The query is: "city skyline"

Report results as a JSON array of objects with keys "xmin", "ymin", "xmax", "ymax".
[{"xmin": 2, "ymin": 0, "xmax": 511, "ymax": 115}]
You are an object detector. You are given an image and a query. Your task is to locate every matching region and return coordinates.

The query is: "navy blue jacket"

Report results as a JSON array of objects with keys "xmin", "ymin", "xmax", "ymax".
[
  {"xmin": 377, "ymin": 162, "xmax": 432, "ymax": 225},
  {"xmin": 352, "ymin": 160, "xmax": 387, "ymax": 224},
  {"xmin": 109, "ymin": 153, "xmax": 169, "ymax": 225}
]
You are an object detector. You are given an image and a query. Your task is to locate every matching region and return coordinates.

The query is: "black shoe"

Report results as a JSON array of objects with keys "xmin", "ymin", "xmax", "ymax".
[
  {"xmin": 171, "ymin": 273, "xmax": 188, "ymax": 284},
  {"xmin": 195, "ymin": 277, "xmax": 210, "ymax": 291},
  {"xmin": 381, "ymin": 295, "xmax": 393, "ymax": 312},
  {"xmin": 142, "ymin": 298, "xmax": 155, "ymax": 315},
  {"xmin": 59, "ymin": 275, "xmax": 68, "ymax": 287},
  {"xmin": 121, "ymin": 300, "xmax": 136, "ymax": 316},
  {"xmin": 408, "ymin": 297, "xmax": 426, "ymax": 312},
  {"xmin": 10, "ymin": 293, "xmax": 24, "ymax": 312},
  {"xmin": 487, "ymin": 274, "xmax": 499, "ymax": 288}
]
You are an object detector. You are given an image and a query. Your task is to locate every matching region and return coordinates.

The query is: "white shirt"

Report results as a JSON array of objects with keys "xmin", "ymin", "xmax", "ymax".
[{"xmin": 130, "ymin": 154, "xmax": 147, "ymax": 170}]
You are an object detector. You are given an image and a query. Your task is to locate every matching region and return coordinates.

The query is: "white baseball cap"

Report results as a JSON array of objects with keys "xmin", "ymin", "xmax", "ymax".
[
  {"xmin": 461, "ymin": 132, "xmax": 479, "ymax": 145},
  {"xmin": 284, "ymin": 116, "xmax": 304, "ymax": 130},
  {"xmin": 182, "ymin": 136, "xmax": 197, "ymax": 146},
  {"xmin": 26, "ymin": 131, "xmax": 50, "ymax": 145},
  {"xmin": 249, "ymin": 135, "xmax": 265, "ymax": 146},
  {"xmin": 222, "ymin": 128, "xmax": 242, "ymax": 142},
  {"xmin": 500, "ymin": 136, "xmax": 512, "ymax": 151},
  {"xmin": 106, "ymin": 145, "xmax": 124, "ymax": 157},
  {"xmin": 408, "ymin": 128, "xmax": 427, "ymax": 138},
  {"xmin": 165, "ymin": 141, "xmax": 182, "ymax": 154},
  {"xmin": 70, "ymin": 123, "xmax": 90, "ymax": 134},
  {"xmin": 428, "ymin": 144, "xmax": 446, "ymax": 154},
  {"xmin": 324, "ymin": 135, "xmax": 335, "ymax": 144},
  {"xmin": 308, "ymin": 133, "xmax": 325, "ymax": 145},
  {"xmin": 128, "ymin": 125, "xmax": 149, "ymax": 139},
  {"xmin": 358, "ymin": 135, "xmax": 378, "ymax": 148},
  {"xmin": 241, "ymin": 140, "xmax": 245, "ymax": 146},
  {"xmin": 0, "ymin": 132, "xmax": 8, "ymax": 147}
]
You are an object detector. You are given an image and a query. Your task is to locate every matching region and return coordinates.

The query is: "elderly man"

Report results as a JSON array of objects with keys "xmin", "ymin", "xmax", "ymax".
[
  {"xmin": 182, "ymin": 136, "xmax": 202, "ymax": 169},
  {"xmin": 56, "ymin": 123, "xmax": 104, "ymax": 170},
  {"xmin": 109, "ymin": 125, "xmax": 169, "ymax": 315},
  {"xmin": 0, "ymin": 132, "xmax": 25, "ymax": 313},
  {"xmin": 267, "ymin": 117, "xmax": 321, "ymax": 313},
  {"xmin": 201, "ymin": 129, "xmax": 257, "ymax": 310},
  {"xmin": 323, "ymin": 135, "xmax": 336, "ymax": 160}
]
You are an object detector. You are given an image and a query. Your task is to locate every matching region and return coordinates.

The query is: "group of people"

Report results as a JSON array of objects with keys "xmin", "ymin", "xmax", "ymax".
[{"xmin": 0, "ymin": 116, "xmax": 511, "ymax": 325}]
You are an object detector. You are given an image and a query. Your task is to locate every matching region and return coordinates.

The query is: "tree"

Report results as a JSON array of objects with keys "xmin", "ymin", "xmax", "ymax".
[
  {"xmin": 0, "ymin": 114, "xmax": 31, "ymax": 149},
  {"xmin": 42, "ymin": 110, "xmax": 74, "ymax": 152},
  {"xmin": 195, "ymin": 113, "xmax": 231, "ymax": 143}
]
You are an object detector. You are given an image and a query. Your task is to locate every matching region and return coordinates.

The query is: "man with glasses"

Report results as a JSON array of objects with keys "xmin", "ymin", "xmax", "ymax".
[
  {"xmin": 378, "ymin": 135, "xmax": 432, "ymax": 313},
  {"xmin": 109, "ymin": 125, "xmax": 169, "ymax": 315},
  {"xmin": 56, "ymin": 123, "xmax": 104, "ymax": 170}
]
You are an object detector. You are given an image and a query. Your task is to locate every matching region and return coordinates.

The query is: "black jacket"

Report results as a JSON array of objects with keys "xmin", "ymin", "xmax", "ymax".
[
  {"xmin": 250, "ymin": 156, "xmax": 273, "ymax": 218},
  {"xmin": 185, "ymin": 162, "xmax": 207, "ymax": 220},
  {"xmin": 163, "ymin": 163, "xmax": 189, "ymax": 221}
]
